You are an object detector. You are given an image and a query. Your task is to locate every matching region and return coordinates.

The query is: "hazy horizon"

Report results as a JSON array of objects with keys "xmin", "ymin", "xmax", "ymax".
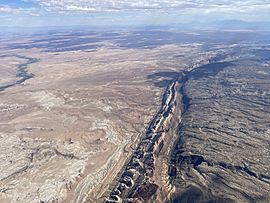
[{"xmin": 1, "ymin": 0, "xmax": 270, "ymax": 27}]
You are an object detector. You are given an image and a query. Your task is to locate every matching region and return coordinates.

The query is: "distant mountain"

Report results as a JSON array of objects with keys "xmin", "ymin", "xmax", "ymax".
[
  {"xmin": 205, "ymin": 20, "xmax": 270, "ymax": 30},
  {"xmin": 138, "ymin": 20, "xmax": 270, "ymax": 31},
  {"xmin": 1, "ymin": 20, "xmax": 269, "ymax": 34}
]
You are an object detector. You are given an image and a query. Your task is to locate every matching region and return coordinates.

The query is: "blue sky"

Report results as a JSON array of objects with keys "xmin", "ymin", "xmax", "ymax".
[{"xmin": 0, "ymin": 0, "xmax": 270, "ymax": 27}]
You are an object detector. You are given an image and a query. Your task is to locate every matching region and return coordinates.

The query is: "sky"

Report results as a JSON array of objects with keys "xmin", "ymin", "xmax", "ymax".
[{"xmin": 0, "ymin": 0, "xmax": 270, "ymax": 27}]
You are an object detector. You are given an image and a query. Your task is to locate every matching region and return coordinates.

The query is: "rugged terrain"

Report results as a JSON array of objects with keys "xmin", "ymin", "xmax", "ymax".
[
  {"xmin": 0, "ymin": 29, "xmax": 201, "ymax": 203},
  {"xmin": 105, "ymin": 45, "xmax": 270, "ymax": 202},
  {"xmin": 169, "ymin": 50, "xmax": 270, "ymax": 203},
  {"xmin": 0, "ymin": 29, "xmax": 269, "ymax": 203}
]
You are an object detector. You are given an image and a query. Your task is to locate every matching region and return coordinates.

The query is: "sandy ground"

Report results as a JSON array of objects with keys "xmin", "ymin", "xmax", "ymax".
[{"xmin": 0, "ymin": 32, "xmax": 200, "ymax": 203}]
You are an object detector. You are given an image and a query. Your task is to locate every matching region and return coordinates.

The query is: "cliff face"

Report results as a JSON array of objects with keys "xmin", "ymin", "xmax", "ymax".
[
  {"xmin": 105, "ymin": 47, "xmax": 270, "ymax": 203},
  {"xmin": 105, "ymin": 76, "xmax": 182, "ymax": 203}
]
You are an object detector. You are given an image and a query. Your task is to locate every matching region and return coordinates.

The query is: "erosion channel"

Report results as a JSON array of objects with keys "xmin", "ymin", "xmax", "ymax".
[
  {"xmin": 0, "ymin": 55, "xmax": 39, "ymax": 92},
  {"xmin": 105, "ymin": 59, "xmax": 227, "ymax": 202},
  {"xmin": 105, "ymin": 51, "xmax": 270, "ymax": 203}
]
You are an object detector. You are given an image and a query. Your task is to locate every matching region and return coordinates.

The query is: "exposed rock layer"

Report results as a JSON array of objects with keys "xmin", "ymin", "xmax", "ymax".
[
  {"xmin": 105, "ymin": 48, "xmax": 270, "ymax": 203},
  {"xmin": 169, "ymin": 54, "xmax": 270, "ymax": 202}
]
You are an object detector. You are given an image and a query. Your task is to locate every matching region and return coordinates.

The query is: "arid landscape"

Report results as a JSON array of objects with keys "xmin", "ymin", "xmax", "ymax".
[
  {"xmin": 1, "ymin": 0, "xmax": 270, "ymax": 202},
  {"xmin": 0, "ymin": 29, "xmax": 270, "ymax": 203},
  {"xmin": 0, "ymin": 30, "xmax": 203, "ymax": 203}
]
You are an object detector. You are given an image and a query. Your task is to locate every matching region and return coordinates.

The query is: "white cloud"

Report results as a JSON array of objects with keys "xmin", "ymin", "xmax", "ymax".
[
  {"xmin": 0, "ymin": 6, "xmax": 21, "ymax": 14},
  {"xmin": 0, "ymin": 5, "xmax": 40, "ymax": 16},
  {"xmin": 24, "ymin": 0, "xmax": 269, "ymax": 15},
  {"xmin": 1, "ymin": 0, "xmax": 270, "ymax": 24},
  {"xmin": 2, "ymin": 0, "xmax": 270, "ymax": 14}
]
